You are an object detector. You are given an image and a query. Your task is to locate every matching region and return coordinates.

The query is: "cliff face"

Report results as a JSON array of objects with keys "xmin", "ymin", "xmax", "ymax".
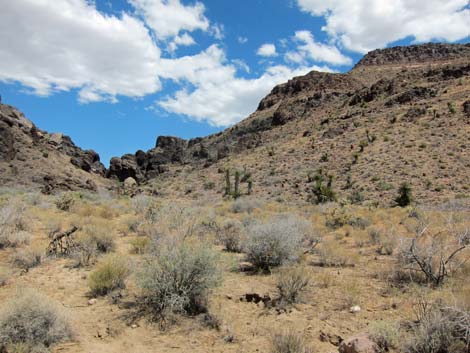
[
  {"xmin": 107, "ymin": 42, "xmax": 469, "ymax": 204},
  {"xmin": 0, "ymin": 104, "xmax": 108, "ymax": 193}
]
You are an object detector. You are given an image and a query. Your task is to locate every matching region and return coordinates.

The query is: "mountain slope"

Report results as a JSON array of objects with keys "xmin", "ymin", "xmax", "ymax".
[
  {"xmin": 109, "ymin": 43, "xmax": 469, "ymax": 205},
  {"xmin": 0, "ymin": 104, "xmax": 109, "ymax": 193}
]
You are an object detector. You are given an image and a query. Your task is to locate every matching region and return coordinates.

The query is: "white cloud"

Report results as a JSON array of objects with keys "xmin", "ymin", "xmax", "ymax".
[
  {"xmin": 238, "ymin": 36, "xmax": 248, "ymax": 44},
  {"xmin": 167, "ymin": 33, "xmax": 196, "ymax": 52},
  {"xmin": 129, "ymin": 0, "xmax": 209, "ymax": 39},
  {"xmin": 297, "ymin": 0, "xmax": 470, "ymax": 53},
  {"xmin": 210, "ymin": 23, "xmax": 225, "ymax": 40},
  {"xmin": 286, "ymin": 30, "xmax": 352, "ymax": 65},
  {"xmin": 257, "ymin": 43, "xmax": 278, "ymax": 57},
  {"xmin": 0, "ymin": 0, "xmax": 160, "ymax": 102},
  {"xmin": 158, "ymin": 45, "xmax": 332, "ymax": 126}
]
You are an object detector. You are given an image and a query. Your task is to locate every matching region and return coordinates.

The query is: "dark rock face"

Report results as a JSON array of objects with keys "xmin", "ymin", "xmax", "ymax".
[
  {"xmin": 354, "ymin": 43, "xmax": 470, "ymax": 68},
  {"xmin": 386, "ymin": 86, "xmax": 437, "ymax": 106},
  {"xmin": 463, "ymin": 100, "xmax": 470, "ymax": 117},
  {"xmin": 0, "ymin": 120, "xmax": 15, "ymax": 160}
]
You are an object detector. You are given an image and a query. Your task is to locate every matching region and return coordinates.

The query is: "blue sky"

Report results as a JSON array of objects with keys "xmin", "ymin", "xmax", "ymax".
[{"xmin": 0, "ymin": 0, "xmax": 469, "ymax": 166}]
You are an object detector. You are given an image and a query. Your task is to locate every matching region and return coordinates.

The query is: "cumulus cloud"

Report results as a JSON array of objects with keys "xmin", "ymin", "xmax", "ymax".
[
  {"xmin": 257, "ymin": 43, "xmax": 278, "ymax": 57},
  {"xmin": 129, "ymin": 0, "xmax": 209, "ymax": 39},
  {"xmin": 167, "ymin": 33, "xmax": 196, "ymax": 52},
  {"xmin": 158, "ymin": 45, "xmax": 332, "ymax": 126},
  {"xmin": 286, "ymin": 30, "xmax": 352, "ymax": 65},
  {"xmin": 297, "ymin": 0, "xmax": 470, "ymax": 53},
  {"xmin": 0, "ymin": 0, "xmax": 160, "ymax": 102}
]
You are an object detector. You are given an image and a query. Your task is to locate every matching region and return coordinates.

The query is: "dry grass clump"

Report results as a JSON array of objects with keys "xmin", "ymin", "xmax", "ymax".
[
  {"xmin": 88, "ymin": 255, "xmax": 131, "ymax": 296},
  {"xmin": 368, "ymin": 321, "xmax": 400, "ymax": 353},
  {"xmin": 0, "ymin": 290, "xmax": 72, "ymax": 352},
  {"xmin": 244, "ymin": 214, "xmax": 308, "ymax": 271},
  {"xmin": 81, "ymin": 223, "xmax": 115, "ymax": 253},
  {"xmin": 275, "ymin": 266, "xmax": 310, "ymax": 306},
  {"xmin": 70, "ymin": 235, "xmax": 98, "ymax": 267},
  {"xmin": 0, "ymin": 267, "xmax": 10, "ymax": 287},
  {"xmin": 231, "ymin": 198, "xmax": 261, "ymax": 214},
  {"xmin": 216, "ymin": 219, "xmax": 245, "ymax": 252},
  {"xmin": 316, "ymin": 241, "xmax": 358, "ymax": 267},
  {"xmin": 270, "ymin": 329, "xmax": 310, "ymax": 353},
  {"xmin": 402, "ymin": 304, "xmax": 469, "ymax": 353},
  {"xmin": 54, "ymin": 192, "xmax": 75, "ymax": 211},
  {"xmin": 129, "ymin": 237, "xmax": 150, "ymax": 254},
  {"xmin": 0, "ymin": 202, "xmax": 30, "ymax": 249},
  {"xmin": 12, "ymin": 246, "xmax": 43, "ymax": 269},
  {"xmin": 138, "ymin": 240, "xmax": 221, "ymax": 321}
]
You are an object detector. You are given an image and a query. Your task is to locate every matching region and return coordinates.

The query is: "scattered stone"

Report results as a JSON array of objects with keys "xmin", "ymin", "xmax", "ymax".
[
  {"xmin": 88, "ymin": 299, "xmax": 97, "ymax": 306},
  {"xmin": 339, "ymin": 333, "xmax": 378, "ymax": 353},
  {"xmin": 350, "ymin": 305, "xmax": 362, "ymax": 313}
]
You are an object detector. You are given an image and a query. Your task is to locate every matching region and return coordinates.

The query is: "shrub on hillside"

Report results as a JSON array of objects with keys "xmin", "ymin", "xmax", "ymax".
[
  {"xmin": 271, "ymin": 330, "xmax": 310, "ymax": 353},
  {"xmin": 138, "ymin": 242, "xmax": 221, "ymax": 320},
  {"xmin": 54, "ymin": 193, "xmax": 75, "ymax": 211},
  {"xmin": 395, "ymin": 183, "xmax": 413, "ymax": 207},
  {"xmin": 88, "ymin": 256, "xmax": 130, "ymax": 296},
  {"xmin": 244, "ymin": 215, "xmax": 308, "ymax": 271},
  {"xmin": 0, "ymin": 290, "xmax": 72, "ymax": 352},
  {"xmin": 12, "ymin": 246, "xmax": 43, "ymax": 269},
  {"xmin": 216, "ymin": 219, "xmax": 245, "ymax": 252},
  {"xmin": 276, "ymin": 266, "xmax": 310, "ymax": 307},
  {"xmin": 231, "ymin": 198, "xmax": 261, "ymax": 214}
]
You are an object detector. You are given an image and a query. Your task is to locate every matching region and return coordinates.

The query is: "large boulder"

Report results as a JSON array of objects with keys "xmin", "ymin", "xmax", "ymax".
[
  {"xmin": 155, "ymin": 136, "xmax": 187, "ymax": 162},
  {"xmin": 338, "ymin": 333, "xmax": 378, "ymax": 353},
  {"xmin": 107, "ymin": 155, "xmax": 140, "ymax": 182}
]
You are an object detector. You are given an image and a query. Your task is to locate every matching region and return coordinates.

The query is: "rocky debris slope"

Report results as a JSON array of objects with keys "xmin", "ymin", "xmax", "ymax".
[{"xmin": 0, "ymin": 104, "xmax": 108, "ymax": 192}]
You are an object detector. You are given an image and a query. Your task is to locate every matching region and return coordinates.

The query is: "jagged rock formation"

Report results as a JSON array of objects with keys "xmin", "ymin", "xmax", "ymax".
[{"xmin": 0, "ymin": 104, "xmax": 108, "ymax": 193}]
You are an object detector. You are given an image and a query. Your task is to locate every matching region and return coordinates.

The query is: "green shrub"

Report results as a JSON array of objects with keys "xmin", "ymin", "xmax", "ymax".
[
  {"xmin": 395, "ymin": 183, "xmax": 413, "ymax": 207},
  {"xmin": 309, "ymin": 169, "xmax": 336, "ymax": 204},
  {"xmin": 0, "ymin": 290, "xmax": 72, "ymax": 352},
  {"xmin": 138, "ymin": 242, "xmax": 221, "ymax": 320},
  {"xmin": 369, "ymin": 321, "xmax": 400, "ymax": 353},
  {"xmin": 130, "ymin": 237, "xmax": 149, "ymax": 254},
  {"xmin": 88, "ymin": 256, "xmax": 130, "ymax": 296},
  {"xmin": 244, "ymin": 215, "xmax": 308, "ymax": 271}
]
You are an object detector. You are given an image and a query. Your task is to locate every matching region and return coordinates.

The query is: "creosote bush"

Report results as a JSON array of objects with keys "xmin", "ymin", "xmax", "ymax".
[
  {"xmin": 244, "ymin": 215, "xmax": 308, "ymax": 271},
  {"xmin": 0, "ymin": 290, "xmax": 72, "ymax": 352},
  {"xmin": 88, "ymin": 255, "xmax": 130, "ymax": 296},
  {"xmin": 138, "ymin": 241, "xmax": 221, "ymax": 321},
  {"xmin": 12, "ymin": 246, "xmax": 43, "ymax": 269},
  {"xmin": 395, "ymin": 183, "xmax": 413, "ymax": 207},
  {"xmin": 54, "ymin": 193, "xmax": 75, "ymax": 211}
]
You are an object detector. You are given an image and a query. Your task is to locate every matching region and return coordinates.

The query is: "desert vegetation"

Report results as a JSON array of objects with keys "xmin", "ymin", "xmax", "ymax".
[{"xmin": 0, "ymin": 189, "xmax": 467, "ymax": 353}]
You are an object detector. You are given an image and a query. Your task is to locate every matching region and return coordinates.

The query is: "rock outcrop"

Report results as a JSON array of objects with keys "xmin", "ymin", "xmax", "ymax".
[{"xmin": 0, "ymin": 104, "xmax": 108, "ymax": 192}]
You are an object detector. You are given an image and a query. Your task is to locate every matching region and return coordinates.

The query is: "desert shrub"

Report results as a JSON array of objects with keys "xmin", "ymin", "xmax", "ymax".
[
  {"xmin": 231, "ymin": 198, "xmax": 260, "ymax": 213},
  {"xmin": 138, "ymin": 242, "xmax": 221, "ymax": 320},
  {"xmin": 0, "ymin": 203, "xmax": 30, "ymax": 248},
  {"xmin": 324, "ymin": 207, "xmax": 351, "ymax": 229},
  {"xmin": 347, "ymin": 216, "xmax": 371, "ymax": 230},
  {"xmin": 131, "ymin": 195, "xmax": 153, "ymax": 214},
  {"xmin": 317, "ymin": 241, "xmax": 357, "ymax": 267},
  {"xmin": 0, "ymin": 231, "xmax": 31, "ymax": 249},
  {"xmin": 271, "ymin": 330, "xmax": 309, "ymax": 353},
  {"xmin": 70, "ymin": 236, "xmax": 97, "ymax": 267},
  {"xmin": 402, "ymin": 305, "xmax": 469, "ymax": 353},
  {"xmin": 88, "ymin": 256, "xmax": 130, "ymax": 296},
  {"xmin": 309, "ymin": 169, "xmax": 336, "ymax": 204},
  {"xmin": 0, "ymin": 290, "xmax": 72, "ymax": 352},
  {"xmin": 369, "ymin": 321, "xmax": 400, "ymax": 353},
  {"xmin": 12, "ymin": 247, "xmax": 43, "ymax": 269},
  {"xmin": 395, "ymin": 183, "xmax": 413, "ymax": 207},
  {"xmin": 86, "ymin": 228, "xmax": 115, "ymax": 254},
  {"xmin": 368, "ymin": 227, "xmax": 382, "ymax": 244},
  {"xmin": 244, "ymin": 215, "xmax": 308, "ymax": 271},
  {"xmin": 0, "ymin": 268, "xmax": 9, "ymax": 287},
  {"xmin": 396, "ymin": 223, "xmax": 467, "ymax": 287},
  {"xmin": 216, "ymin": 219, "xmax": 244, "ymax": 252},
  {"xmin": 130, "ymin": 237, "xmax": 149, "ymax": 254},
  {"xmin": 54, "ymin": 193, "xmax": 75, "ymax": 211},
  {"xmin": 276, "ymin": 266, "xmax": 310, "ymax": 306}
]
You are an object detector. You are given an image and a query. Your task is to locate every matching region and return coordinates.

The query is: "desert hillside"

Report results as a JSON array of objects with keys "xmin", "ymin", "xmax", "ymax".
[{"xmin": 107, "ymin": 43, "xmax": 470, "ymax": 206}]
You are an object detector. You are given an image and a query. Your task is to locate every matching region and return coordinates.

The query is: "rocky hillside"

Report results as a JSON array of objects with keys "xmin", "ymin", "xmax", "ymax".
[
  {"xmin": 108, "ymin": 42, "xmax": 469, "ymax": 205},
  {"xmin": 0, "ymin": 104, "xmax": 109, "ymax": 193},
  {"xmin": 2, "ymin": 43, "xmax": 469, "ymax": 204}
]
